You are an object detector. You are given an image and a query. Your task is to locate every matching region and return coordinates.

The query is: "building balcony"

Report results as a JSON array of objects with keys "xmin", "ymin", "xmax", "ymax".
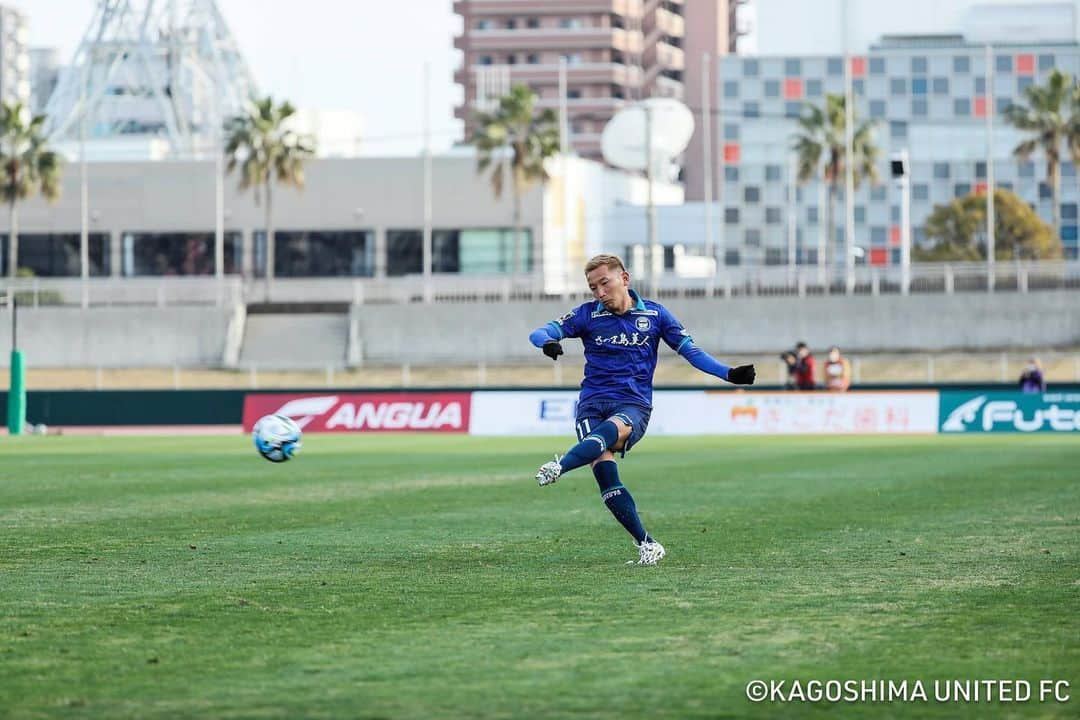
[
  {"xmin": 454, "ymin": 0, "xmax": 635, "ymax": 16},
  {"xmin": 455, "ymin": 62, "xmax": 642, "ymax": 88},
  {"xmin": 455, "ymin": 27, "xmax": 642, "ymax": 53}
]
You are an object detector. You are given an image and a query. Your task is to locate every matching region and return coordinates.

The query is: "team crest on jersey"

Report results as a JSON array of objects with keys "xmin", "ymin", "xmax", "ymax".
[{"xmin": 635, "ymin": 316, "xmax": 651, "ymax": 332}]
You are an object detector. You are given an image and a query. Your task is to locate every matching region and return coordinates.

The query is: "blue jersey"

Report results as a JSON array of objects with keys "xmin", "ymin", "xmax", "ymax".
[{"xmin": 544, "ymin": 289, "xmax": 692, "ymax": 409}]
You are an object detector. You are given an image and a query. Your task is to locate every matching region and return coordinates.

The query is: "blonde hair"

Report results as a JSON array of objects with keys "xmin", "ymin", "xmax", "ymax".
[{"xmin": 584, "ymin": 254, "xmax": 627, "ymax": 275}]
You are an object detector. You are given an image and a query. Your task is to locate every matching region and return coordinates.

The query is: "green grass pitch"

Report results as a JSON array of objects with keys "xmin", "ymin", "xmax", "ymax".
[{"xmin": 1, "ymin": 434, "xmax": 1077, "ymax": 719}]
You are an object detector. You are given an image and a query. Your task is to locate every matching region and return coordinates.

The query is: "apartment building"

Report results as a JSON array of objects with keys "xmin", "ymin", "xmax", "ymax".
[
  {"xmin": 454, "ymin": 0, "xmax": 738, "ymax": 163},
  {"xmin": 0, "ymin": 4, "xmax": 30, "ymax": 107}
]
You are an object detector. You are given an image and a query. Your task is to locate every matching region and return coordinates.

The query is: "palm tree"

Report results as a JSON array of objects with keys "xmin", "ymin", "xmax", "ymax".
[
  {"xmin": 792, "ymin": 93, "xmax": 880, "ymax": 269},
  {"xmin": 1003, "ymin": 69, "xmax": 1080, "ymax": 242},
  {"xmin": 224, "ymin": 97, "xmax": 315, "ymax": 283},
  {"xmin": 0, "ymin": 103, "xmax": 63, "ymax": 280},
  {"xmin": 471, "ymin": 83, "xmax": 560, "ymax": 274}
]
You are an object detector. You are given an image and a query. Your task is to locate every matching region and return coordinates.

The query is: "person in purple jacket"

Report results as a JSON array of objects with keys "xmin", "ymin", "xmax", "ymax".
[
  {"xmin": 527, "ymin": 254, "xmax": 755, "ymax": 565},
  {"xmin": 1018, "ymin": 357, "xmax": 1046, "ymax": 393}
]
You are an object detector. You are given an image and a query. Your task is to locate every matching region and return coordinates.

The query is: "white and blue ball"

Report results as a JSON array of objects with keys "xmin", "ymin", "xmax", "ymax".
[{"xmin": 252, "ymin": 414, "xmax": 302, "ymax": 463}]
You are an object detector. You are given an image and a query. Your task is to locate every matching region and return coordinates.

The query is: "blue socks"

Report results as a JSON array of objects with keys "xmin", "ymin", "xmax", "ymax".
[
  {"xmin": 559, "ymin": 420, "xmax": 621, "ymax": 474},
  {"xmin": 593, "ymin": 460, "xmax": 651, "ymax": 544}
]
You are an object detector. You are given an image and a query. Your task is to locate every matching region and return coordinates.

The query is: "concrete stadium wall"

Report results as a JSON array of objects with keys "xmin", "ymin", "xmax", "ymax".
[
  {"xmin": 0, "ymin": 307, "xmax": 232, "ymax": 367},
  {"xmin": 353, "ymin": 290, "xmax": 1080, "ymax": 363}
]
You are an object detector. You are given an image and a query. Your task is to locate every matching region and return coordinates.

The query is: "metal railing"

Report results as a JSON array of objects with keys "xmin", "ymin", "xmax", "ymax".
[{"xmin": 1, "ymin": 261, "xmax": 1077, "ymax": 308}]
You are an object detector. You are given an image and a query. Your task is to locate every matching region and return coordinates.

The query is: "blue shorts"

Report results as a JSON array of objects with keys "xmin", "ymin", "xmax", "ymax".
[{"xmin": 574, "ymin": 401, "xmax": 652, "ymax": 457}]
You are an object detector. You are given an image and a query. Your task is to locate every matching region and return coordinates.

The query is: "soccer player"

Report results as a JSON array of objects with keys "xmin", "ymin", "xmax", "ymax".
[{"xmin": 528, "ymin": 254, "xmax": 755, "ymax": 565}]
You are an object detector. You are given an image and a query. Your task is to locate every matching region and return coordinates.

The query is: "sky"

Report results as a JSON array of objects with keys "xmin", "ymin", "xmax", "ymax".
[
  {"xmin": 21, "ymin": 0, "xmax": 1080, "ymax": 156},
  {"xmin": 21, "ymin": 0, "xmax": 466, "ymax": 156}
]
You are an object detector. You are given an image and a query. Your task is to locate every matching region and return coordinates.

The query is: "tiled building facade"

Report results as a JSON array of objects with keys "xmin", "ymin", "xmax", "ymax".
[{"xmin": 714, "ymin": 38, "xmax": 1080, "ymax": 266}]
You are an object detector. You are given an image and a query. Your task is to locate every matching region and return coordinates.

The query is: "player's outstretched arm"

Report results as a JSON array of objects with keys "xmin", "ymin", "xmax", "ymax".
[
  {"xmin": 678, "ymin": 340, "xmax": 755, "ymax": 385},
  {"xmin": 529, "ymin": 325, "xmax": 564, "ymax": 361}
]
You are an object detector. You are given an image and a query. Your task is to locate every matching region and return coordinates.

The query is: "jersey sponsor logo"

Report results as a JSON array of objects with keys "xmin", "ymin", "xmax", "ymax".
[
  {"xmin": 555, "ymin": 310, "xmax": 575, "ymax": 325},
  {"xmin": 590, "ymin": 309, "xmax": 612, "ymax": 318},
  {"xmin": 630, "ymin": 309, "xmax": 659, "ymax": 316},
  {"xmin": 635, "ymin": 316, "xmax": 651, "ymax": 332},
  {"xmin": 593, "ymin": 331, "xmax": 651, "ymax": 347}
]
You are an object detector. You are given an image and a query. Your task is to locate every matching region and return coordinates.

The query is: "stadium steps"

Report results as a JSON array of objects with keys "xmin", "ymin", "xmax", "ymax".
[{"xmin": 237, "ymin": 313, "xmax": 349, "ymax": 369}]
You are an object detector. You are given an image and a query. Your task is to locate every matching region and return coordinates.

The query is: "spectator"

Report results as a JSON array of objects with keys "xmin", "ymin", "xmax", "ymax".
[
  {"xmin": 781, "ymin": 341, "xmax": 816, "ymax": 390},
  {"xmin": 823, "ymin": 346, "xmax": 852, "ymax": 391},
  {"xmin": 1018, "ymin": 357, "xmax": 1046, "ymax": 393}
]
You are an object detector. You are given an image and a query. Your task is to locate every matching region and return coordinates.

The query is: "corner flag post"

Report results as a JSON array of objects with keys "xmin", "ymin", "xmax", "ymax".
[{"xmin": 7, "ymin": 294, "xmax": 25, "ymax": 435}]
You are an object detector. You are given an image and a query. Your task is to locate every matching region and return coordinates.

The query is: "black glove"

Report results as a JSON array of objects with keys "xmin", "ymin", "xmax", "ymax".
[
  {"xmin": 727, "ymin": 364, "xmax": 756, "ymax": 385},
  {"xmin": 542, "ymin": 340, "xmax": 564, "ymax": 361}
]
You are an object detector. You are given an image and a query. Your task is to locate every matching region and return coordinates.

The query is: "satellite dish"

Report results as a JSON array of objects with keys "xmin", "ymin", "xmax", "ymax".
[{"xmin": 601, "ymin": 98, "xmax": 695, "ymax": 173}]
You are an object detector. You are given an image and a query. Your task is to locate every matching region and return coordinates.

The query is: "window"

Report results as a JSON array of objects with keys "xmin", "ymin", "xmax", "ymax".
[
  {"xmin": 807, "ymin": 206, "xmax": 818, "ymax": 225},
  {"xmin": 1038, "ymin": 54, "xmax": 1054, "ymax": 71},
  {"xmin": 766, "ymin": 207, "xmax": 782, "ymax": 224},
  {"xmin": 567, "ymin": 88, "xmax": 582, "ymax": 99},
  {"xmin": 386, "ymin": 231, "xmax": 422, "ymax": 276},
  {"xmin": 743, "ymin": 58, "xmax": 759, "ymax": 76},
  {"xmin": 562, "ymin": 53, "xmax": 582, "ymax": 65},
  {"xmin": 806, "ymin": 79, "xmax": 822, "ymax": 97},
  {"xmin": 1062, "ymin": 203, "xmax": 1078, "ymax": 221},
  {"xmin": 869, "ymin": 99, "xmax": 886, "ymax": 118},
  {"xmin": 912, "ymin": 98, "xmax": 927, "ymax": 116},
  {"xmin": 724, "ymin": 249, "xmax": 741, "ymax": 266},
  {"xmin": 2, "ymin": 232, "xmax": 110, "ymax": 277},
  {"xmin": 890, "ymin": 205, "xmax": 901, "ymax": 222},
  {"xmin": 871, "ymin": 226, "xmax": 887, "ymax": 245},
  {"xmin": 869, "ymin": 57, "xmax": 886, "ymax": 75},
  {"xmin": 953, "ymin": 97, "xmax": 970, "ymax": 116},
  {"xmin": 803, "ymin": 248, "xmax": 818, "ymax": 265},
  {"xmin": 785, "ymin": 59, "xmax": 801, "ymax": 75},
  {"xmin": 478, "ymin": 55, "xmax": 493, "ymax": 65},
  {"xmin": 785, "ymin": 102, "xmax": 801, "ymax": 118},
  {"xmin": 890, "ymin": 77, "xmax": 907, "ymax": 95},
  {"xmin": 911, "ymin": 56, "xmax": 928, "ymax": 74},
  {"xmin": 954, "ymin": 183, "xmax": 971, "ymax": 198},
  {"xmin": 871, "ymin": 185, "xmax": 887, "ymax": 202},
  {"xmin": 724, "ymin": 80, "xmax": 738, "ymax": 98},
  {"xmin": 476, "ymin": 19, "xmax": 493, "ymax": 30},
  {"xmin": 434, "ymin": 229, "xmax": 533, "ymax": 274},
  {"xmin": 1018, "ymin": 76, "xmax": 1033, "ymax": 93},
  {"xmin": 996, "ymin": 96, "xmax": 1012, "ymax": 114},
  {"xmin": 506, "ymin": 54, "xmax": 517, "ymax": 65},
  {"xmin": 1018, "ymin": 161, "xmax": 1034, "ymax": 178},
  {"xmin": 913, "ymin": 184, "xmax": 929, "ymax": 201},
  {"xmin": 1063, "ymin": 226, "xmax": 1079, "ymax": 243},
  {"xmin": 526, "ymin": 53, "xmax": 540, "ymax": 64},
  {"xmin": 744, "ymin": 186, "xmax": 761, "ymax": 203},
  {"xmin": 933, "ymin": 162, "xmax": 950, "ymax": 179},
  {"xmin": 526, "ymin": 17, "xmax": 539, "ymax": 28},
  {"xmin": 742, "ymin": 101, "xmax": 760, "ymax": 118},
  {"xmin": 827, "ymin": 57, "xmax": 843, "ymax": 76},
  {"xmin": 853, "ymin": 79, "xmax": 865, "ymax": 96},
  {"xmin": 953, "ymin": 55, "xmax": 970, "ymax": 73},
  {"xmin": 725, "ymin": 207, "xmax": 739, "ymax": 224},
  {"xmin": 123, "ymin": 231, "xmax": 239, "ymax": 277},
  {"xmin": 996, "ymin": 54, "xmax": 1012, "ymax": 73},
  {"xmin": 890, "ymin": 121, "xmax": 907, "ymax": 139},
  {"xmin": 764, "ymin": 248, "xmax": 785, "ymax": 265},
  {"xmin": 559, "ymin": 17, "xmax": 583, "ymax": 29},
  {"xmin": 765, "ymin": 165, "xmax": 781, "ymax": 181},
  {"xmin": 911, "ymin": 77, "xmax": 927, "ymax": 95},
  {"xmin": 854, "ymin": 205, "xmax": 866, "ymax": 224},
  {"xmin": 724, "ymin": 123, "xmax": 739, "ymax": 140},
  {"xmin": 263, "ymin": 230, "xmax": 374, "ymax": 277},
  {"xmin": 745, "ymin": 228, "xmax": 761, "ymax": 246},
  {"xmin": 932, "ymin": 77, "xmax": 949, "ymax": 94},
  {"xmin": 1039, "ymin": 182, "xmax": 1052, "ymax": 200},
  {"xmin": 975, "ymin": 161, "xmax": 986, "ymax": 179},
  {"xmin": 1064, "ymin": 163, "xmax": 1077, "ymax": 178},
  {"xmin": 725, "ymin": 166, "xmax": 739, "ymax": 182},
  {"xmin": 975, "ymin": 76, "xmax": 986, "ymax": 94},
  {"xmin": 764, "ymin": 79, "xmax": 780, "ymax": 97},
  {"xmin": 505, "ymin": 18, "xmax": 517, "ymax": 29}
]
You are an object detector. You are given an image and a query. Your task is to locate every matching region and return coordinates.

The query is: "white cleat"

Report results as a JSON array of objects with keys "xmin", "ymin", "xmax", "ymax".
[
  {"xmin": 631, "ymin": 540, "xmax": 666, "ymax": 566},
  {"xmin": 535, "ymin": 455, "xmax": 563, "ymax": 486}
]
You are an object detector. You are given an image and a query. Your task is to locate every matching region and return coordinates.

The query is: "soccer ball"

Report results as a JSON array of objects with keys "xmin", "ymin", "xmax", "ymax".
[{"xmin": 252, "ymin": 414, "xmax": 302, "ymax": 463}]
